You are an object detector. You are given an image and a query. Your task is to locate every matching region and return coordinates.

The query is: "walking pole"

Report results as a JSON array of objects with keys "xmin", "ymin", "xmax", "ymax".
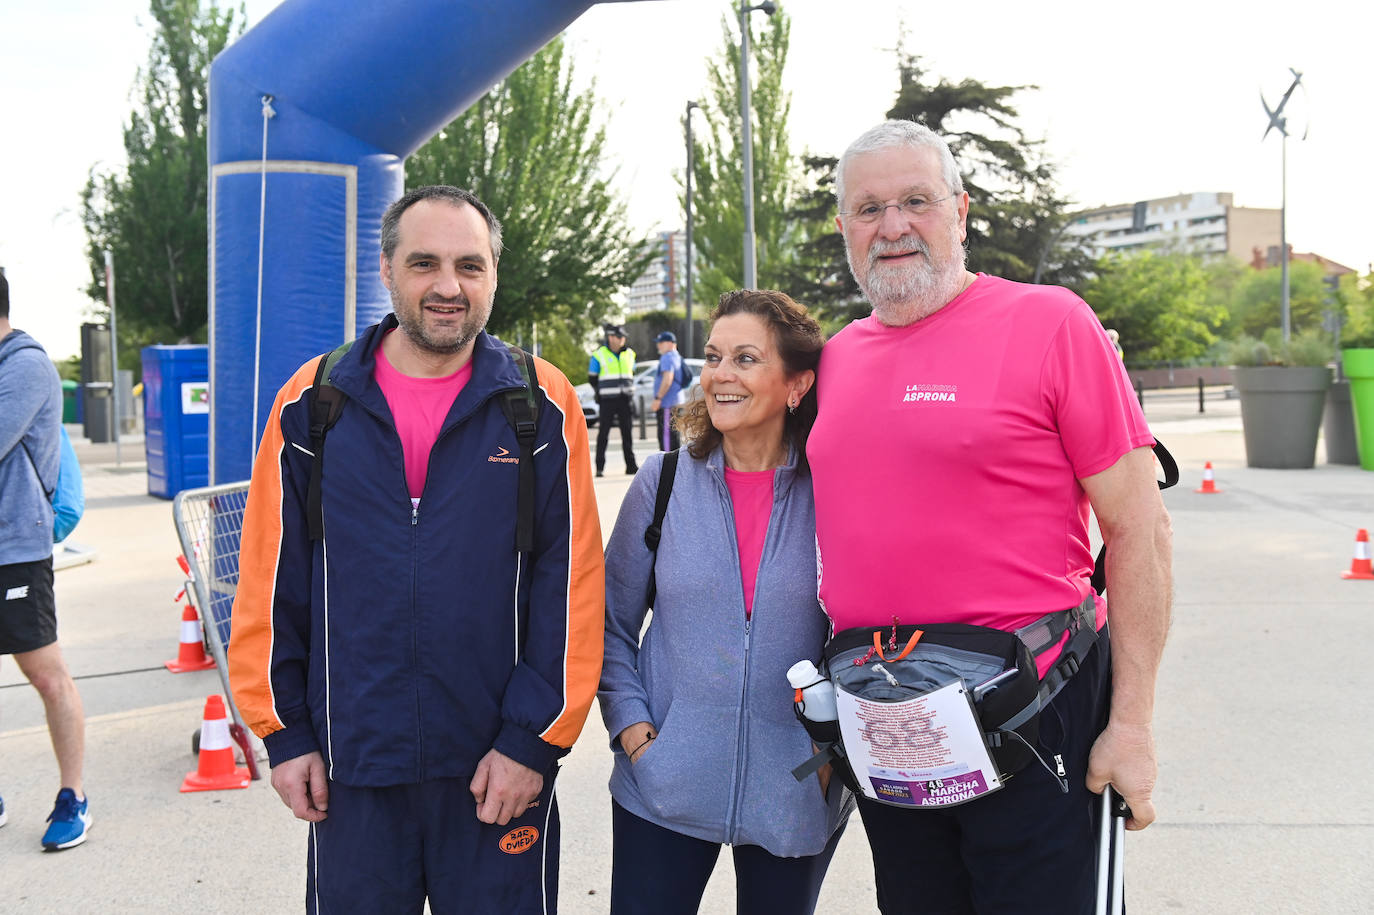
[{"xmin": 1095, "ymin": 786, "xmax": 1130, "ymax": 915}]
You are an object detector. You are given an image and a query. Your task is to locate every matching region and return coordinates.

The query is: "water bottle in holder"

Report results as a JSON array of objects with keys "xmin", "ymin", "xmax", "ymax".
[{"xmin": 788, "ymin": 660, "xmax": 838, "ymax": 723}]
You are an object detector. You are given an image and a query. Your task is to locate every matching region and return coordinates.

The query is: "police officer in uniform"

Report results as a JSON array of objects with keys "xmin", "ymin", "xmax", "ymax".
[{"xmin": 589, "ymin": 324, "xmax": 638, "ymax": 477}]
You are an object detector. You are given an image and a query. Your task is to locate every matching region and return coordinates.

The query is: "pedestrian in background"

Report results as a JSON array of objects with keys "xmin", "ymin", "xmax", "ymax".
[
  {"xmin": 0, "ymin": 271, "xmax": 92, "ymax": 851},
  {"xmin": 589, "ymin": 324, "xmax": 638, "ymax": 476},
  {"xmin": 650, "ymin": 330, "xmax": 685, "ymax": 451}
]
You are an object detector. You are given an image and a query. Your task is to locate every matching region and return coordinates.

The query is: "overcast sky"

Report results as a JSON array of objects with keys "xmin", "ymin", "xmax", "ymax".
[{"xmin": 2, "ymin": 0, "xmax": 1369, "ymax": 359}]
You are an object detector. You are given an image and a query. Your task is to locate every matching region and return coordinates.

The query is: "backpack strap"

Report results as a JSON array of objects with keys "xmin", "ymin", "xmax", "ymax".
[
  {"xmin": 17, "ymin": 440, "xmax": 55, "ymax": 499},
  {"xmin": 1090, "ymin": 439, "xmax": 1178, "ymax": 595},
  {"xmin": 306, "ymin": 341, "xmax": 355, "ymax": 541},
  {"xmin": 495, "ymin": 343, "xmax": 541, "ymax": 555},
  {"xmin": 642, "ymin": 448, "xmax": 680, "ymax": 607}
]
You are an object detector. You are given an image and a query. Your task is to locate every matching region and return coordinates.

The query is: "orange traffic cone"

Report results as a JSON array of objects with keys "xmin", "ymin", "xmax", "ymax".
[
  {"xmin": 181, "ymin": 696, "xmax": 251, "ymax": 792},
  {"xmin": 165, "ymin": 604, "xmax": 216, "ymax": 672},
  {"xmin": 1194, "ymin": 462, "xmax": 1222, "ymax": 494},
  {"xmin": 1341, "ymin": 529, "xmax": 1374, "ymax": 580}
]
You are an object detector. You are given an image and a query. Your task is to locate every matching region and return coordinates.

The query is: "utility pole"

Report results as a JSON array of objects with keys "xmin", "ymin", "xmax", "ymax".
[
  {"xmin": 684, "ymin": 100, "xmax": 699, "ymax": 358},
  {"xmin": 738, "ymin": 0, "xmax": 776, "ymax": 289},
  {"xmin": 1261, "ymin": 68, "xmax": 1305, "ymax": 344},
  {"xmin": 104, "ymin": 249, "xmax": 122, "ymax": 466}
]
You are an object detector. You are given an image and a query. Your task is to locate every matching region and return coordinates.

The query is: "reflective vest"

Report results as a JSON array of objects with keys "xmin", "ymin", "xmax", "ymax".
[{"xmin": 592, "ymin": 345, "xmax": 636, "ymax": 397}]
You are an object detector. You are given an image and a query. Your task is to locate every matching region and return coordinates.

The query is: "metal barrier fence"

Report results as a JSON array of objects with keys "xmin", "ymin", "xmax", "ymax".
[{"xmin": 172, "ymin": 480, "xmax": 261, "ymax": 778}]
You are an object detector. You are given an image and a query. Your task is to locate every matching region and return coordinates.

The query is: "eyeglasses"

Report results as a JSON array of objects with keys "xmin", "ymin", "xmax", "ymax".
[{"xmin": 844, "ymin": 194, "xmax": 953, "ymax": 225}]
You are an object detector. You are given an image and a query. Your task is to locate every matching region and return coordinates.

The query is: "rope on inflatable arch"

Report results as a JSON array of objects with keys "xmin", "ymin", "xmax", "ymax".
[{"xmin": 251, "ymin": 94, "xmax": 276, "ymax": 466}]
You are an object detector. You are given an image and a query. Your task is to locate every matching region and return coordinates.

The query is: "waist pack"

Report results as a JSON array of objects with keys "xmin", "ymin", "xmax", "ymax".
[
  {"xmin": 793, "ymin": 440, "xmax": 1179, "ymax": 807},
  {"xmin": 793, "ymin": 595, "xmax": 1099, "ymax": 807}
]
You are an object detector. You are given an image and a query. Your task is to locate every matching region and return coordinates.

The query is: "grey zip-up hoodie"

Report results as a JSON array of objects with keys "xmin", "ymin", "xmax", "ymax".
[
  {"xmin": 0, "ymin": 330, "xmax": 61, "ymax": 565},
  {"xmin": 599, "ymin": 446, "xmax": 852, "ymax": 858}
]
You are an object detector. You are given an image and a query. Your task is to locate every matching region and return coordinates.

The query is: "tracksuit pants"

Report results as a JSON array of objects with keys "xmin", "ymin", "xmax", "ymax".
[
  {"xmin": 307, "ymin": 773, "xmax": 559, "ymax": 914},
  {"xmin": 855, "ymin": 637, "xmax": 1113, "ymax": 914},
  {"xmin": 656, "ymin": 407, "xmax": 680, "ymax": 452}
]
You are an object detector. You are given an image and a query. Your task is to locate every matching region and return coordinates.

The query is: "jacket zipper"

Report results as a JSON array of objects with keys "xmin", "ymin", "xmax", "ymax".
[
  {"xmin": 724, "ymin": 615, "xmax": 752, "ymax": 843},
  {"xmin": 717, "ymin": 468, "xmax": 752, "ymax": 843},
  {"xmin": 723, "ymin": 468, "xmax": 787, "ymax": 843}
]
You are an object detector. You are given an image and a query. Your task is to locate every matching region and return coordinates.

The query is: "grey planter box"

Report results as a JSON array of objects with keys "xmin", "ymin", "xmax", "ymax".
[
  {"xmin": 1233, "ymin": 365, "xmax": 1333, "ymax": 469},
  {"xmin": 1324, "ymin": 380, "xmax": 1360, "ymax": 465}
]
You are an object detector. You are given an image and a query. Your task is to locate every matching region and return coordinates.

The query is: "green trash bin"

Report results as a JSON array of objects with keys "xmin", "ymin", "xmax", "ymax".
[
  {"xmin": 1343, "ymin": 348, "xmax": 1374, "ymax": 471},
  {"xmin": 61, "ymin": 379, "xmax": 79, "ymax": 424}
]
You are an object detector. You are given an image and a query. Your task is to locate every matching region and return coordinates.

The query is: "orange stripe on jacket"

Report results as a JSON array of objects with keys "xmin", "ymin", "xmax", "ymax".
[
  {"xmin": 531, "ymin": 356, "xmax": 605, "ymax": 749},
  {"xmin": 227, "ymin": 357, "xmax": 321, "ymax": 739}
]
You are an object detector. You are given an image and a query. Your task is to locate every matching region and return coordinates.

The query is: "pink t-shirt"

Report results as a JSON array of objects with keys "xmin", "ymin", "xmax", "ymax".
[
  {"xmin": 807, "ymin": 275, "xmax": 1154, "ymax": 674},
  {"xmin": 724, "ymin": 467, "xmax": 776, "ymax": 619},
  {"xmin": 373, "ymin": 340, "xmax": 473, "ymax": 501}
]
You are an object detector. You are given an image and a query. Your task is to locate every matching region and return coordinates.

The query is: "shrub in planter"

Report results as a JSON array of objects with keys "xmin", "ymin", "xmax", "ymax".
[{"xmin": 1227, "ymin": 329, "xmax": 1333, "ymax": 469}]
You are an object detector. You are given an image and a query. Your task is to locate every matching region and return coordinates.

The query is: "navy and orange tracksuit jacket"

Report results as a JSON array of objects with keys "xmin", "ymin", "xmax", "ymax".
[{"xmin": 228, "ymin": 318, "xmax": 604, "ymax": 786}]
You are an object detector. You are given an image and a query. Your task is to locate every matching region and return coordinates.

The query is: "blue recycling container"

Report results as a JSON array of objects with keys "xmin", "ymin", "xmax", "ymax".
[{"xmin": 142, "ymin": 345, "xmax": 210, "ymax": 499}]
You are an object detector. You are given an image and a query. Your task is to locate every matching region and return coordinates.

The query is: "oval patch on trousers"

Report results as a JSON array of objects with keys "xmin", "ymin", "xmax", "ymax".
[{"xmin": 499, "ymin": 826, "xmax": 540, "ymax": 855}]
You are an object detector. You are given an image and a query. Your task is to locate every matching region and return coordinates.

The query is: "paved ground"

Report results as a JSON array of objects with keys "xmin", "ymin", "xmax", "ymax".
[{"xmin": 3, "ymin": 387, "xmax": 1371, "ymax": 912}]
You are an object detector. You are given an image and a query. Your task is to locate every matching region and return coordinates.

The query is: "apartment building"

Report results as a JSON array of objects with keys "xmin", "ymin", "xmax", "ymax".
[
  {"xmin": 623, "ymin": 230, "xmax": 687, "ymax": 315},
  {"xmin": 1066, "ymin": 191, "xmax": 1280, "ymax": 261}
]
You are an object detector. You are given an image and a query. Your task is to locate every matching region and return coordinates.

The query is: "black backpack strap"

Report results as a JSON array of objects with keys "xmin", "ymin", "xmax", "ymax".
[
  {"xmin": 1091, "ymin": 439, "xmax": 1179, "ymax": 595},
  {"xmin": 306, "ymin": 342, "xmax": 355, "ymax": 541},
  {"xmin": 496, "ymin": 344, "xmax": 541, "ymax": 555},
  {"xmin": 642, "ymin": 448, "xmax": 680, "ymax": 607}
]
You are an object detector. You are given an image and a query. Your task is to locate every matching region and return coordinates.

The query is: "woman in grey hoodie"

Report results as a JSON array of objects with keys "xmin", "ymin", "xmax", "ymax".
[{"xmin": 599, "ymin": 290, "xmax": 851, "ymax": 914}]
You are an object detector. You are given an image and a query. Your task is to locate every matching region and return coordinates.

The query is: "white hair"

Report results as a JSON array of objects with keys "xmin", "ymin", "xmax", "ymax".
[{"xmin": 835, "ymin": 120, "xmax": 964, "ymax": 211}]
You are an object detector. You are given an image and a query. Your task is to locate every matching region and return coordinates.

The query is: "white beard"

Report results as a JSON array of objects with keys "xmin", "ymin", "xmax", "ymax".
[{"xmin": 847, "ymin": 224, "xmax": 968, "ymax": 327}]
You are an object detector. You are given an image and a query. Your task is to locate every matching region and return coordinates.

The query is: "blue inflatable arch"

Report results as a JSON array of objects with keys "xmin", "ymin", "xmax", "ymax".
[{"xmin": 209, "ymin": 0, "xmax": 652, "ymax": 482}]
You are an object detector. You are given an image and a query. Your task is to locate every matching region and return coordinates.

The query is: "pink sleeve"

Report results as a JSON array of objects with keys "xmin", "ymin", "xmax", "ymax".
[{"xmin": 1043, "ymin": 302, "xmax": 1155, "ymax": 480}]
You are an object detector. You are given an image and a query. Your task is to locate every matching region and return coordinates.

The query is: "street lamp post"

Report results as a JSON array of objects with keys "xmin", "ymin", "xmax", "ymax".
[
  {"xmin": 684, "ymin": 100, "xmax": 699, "ymax": 358},
  {"xmin": 738, "ymin": 0, "xmax": 775, "ymax": 290},
  {"xmin": 104, "ymin": 249, "xmax": 122, "ymax": 466}
]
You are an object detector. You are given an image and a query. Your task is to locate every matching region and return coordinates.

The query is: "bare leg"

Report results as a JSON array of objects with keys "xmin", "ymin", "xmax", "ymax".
[{"xmin": 13, "ymin": 642, "xmax": 85, "ymax": 796}]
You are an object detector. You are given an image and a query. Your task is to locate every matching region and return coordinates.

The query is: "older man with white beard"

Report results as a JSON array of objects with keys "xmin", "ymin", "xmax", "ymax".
[{"xmin": 806, "ymin": 120, "xmax": 1172, "ymax": 914}]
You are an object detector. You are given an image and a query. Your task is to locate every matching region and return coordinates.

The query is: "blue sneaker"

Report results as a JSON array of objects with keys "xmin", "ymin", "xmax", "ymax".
[
  {"xmin": 0, "ymin": 793, "xmax": 7, "ymax": 828},
  {"xmin": 41, "ymin": 788, "xmax": 91, "ymax": 850}
]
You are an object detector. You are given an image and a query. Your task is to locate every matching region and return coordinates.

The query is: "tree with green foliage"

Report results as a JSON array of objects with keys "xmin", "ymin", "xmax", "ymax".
[
  {"xmin": 81, "ymin": 0, "xmax": 241, "ymax": 368},
  {"xmin": 1223, "ymin": 260, "xmax": 1329, "ymax": 340},
  {"xmin": 888, "ymin": 57, "xmax": 1095, "ymax": 291},
  {"xmin": 405, "ymin": 36, "xmax": 650, "ymax": 381},
  {"xmin": 1339, "ymin": 271, "xmax": 1374, "ymax": 349},
  {"xmin": 1083, "ymin": 250, "xmax": 1228, "ymax": 363},
  {"xmin": 688, "ymin": 7, "xmax": 808, "ymax": 303}
]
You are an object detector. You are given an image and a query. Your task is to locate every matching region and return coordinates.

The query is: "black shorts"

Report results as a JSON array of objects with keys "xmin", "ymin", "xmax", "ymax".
[{"xmin": 0, "ymin": 557, "xmax": 58, "ymax": 655}]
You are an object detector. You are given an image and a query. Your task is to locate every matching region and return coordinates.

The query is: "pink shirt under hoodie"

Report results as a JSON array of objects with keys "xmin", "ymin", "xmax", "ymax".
[
  {"xmin": 807, "ymin": 275, "xmax": 1154, "ymax": 674},
  {"xmin": 373, "ymin": 338, "xmax": 473, "ymax": 501}
]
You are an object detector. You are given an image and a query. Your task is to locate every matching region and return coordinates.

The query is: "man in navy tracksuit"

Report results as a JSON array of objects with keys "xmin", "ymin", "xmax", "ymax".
[{"xmin": 230, "ymin": 187, "xmax": 605, "ymax": 913}]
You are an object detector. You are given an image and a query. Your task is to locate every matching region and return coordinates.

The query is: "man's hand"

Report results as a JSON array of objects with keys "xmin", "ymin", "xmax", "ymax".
[
  {"xmin": 1086, "ymin": 720, "xmax": 1157, "ymax": 830},
  {"xmin": 270, "ymin": 751, "xmax": 329, "ymax": 822},
  {"xmin": 470, "ymin": 749, "xmax": 544, "ymax": 826},
  {"xmin": 650, "ymin": 398, "xmax": 661, "ymax": 412}
]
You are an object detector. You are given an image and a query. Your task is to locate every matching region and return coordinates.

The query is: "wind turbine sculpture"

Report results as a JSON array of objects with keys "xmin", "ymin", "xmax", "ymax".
[{"xmin": 1261, "ymin": 68, "xmax": 1307, "ymax": 343}]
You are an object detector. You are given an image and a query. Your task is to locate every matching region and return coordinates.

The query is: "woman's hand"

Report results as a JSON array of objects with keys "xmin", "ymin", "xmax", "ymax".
[
  {"xmin": 618, "ymin": 721, "xmax": 657, "ymax": 764},
  {"xmin": 817, "ymin": 763, "xmax": 833, "ymax": 799}
]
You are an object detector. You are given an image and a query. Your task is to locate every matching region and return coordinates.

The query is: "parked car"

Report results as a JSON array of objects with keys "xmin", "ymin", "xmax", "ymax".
[{"xmin": 575, "ymin": 383, "xmax": 599, "ymax": 426}]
